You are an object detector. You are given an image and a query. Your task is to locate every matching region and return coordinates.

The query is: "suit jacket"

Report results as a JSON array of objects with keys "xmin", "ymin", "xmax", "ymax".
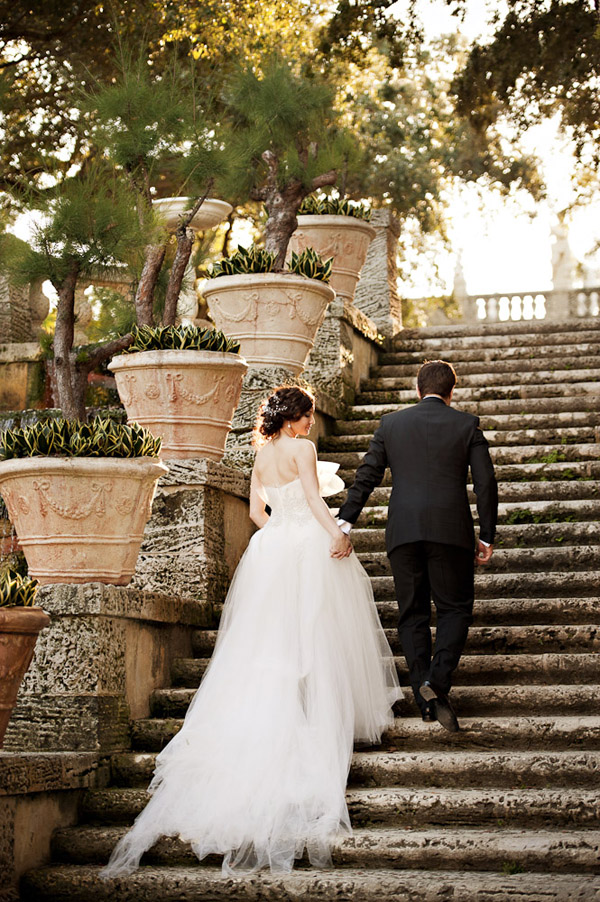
[{"xmin": 338, "ymin": 397, "xmax": 498, "ymax": 553}]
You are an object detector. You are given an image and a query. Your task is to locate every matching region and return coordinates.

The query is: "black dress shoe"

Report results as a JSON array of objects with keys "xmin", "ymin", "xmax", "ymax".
[
  {"xmin": 420, "ymin": 681, "xmax": 459, "ymax": 733},
  {"xmin": 421, "ymin": 702, "xmax": 436, "ymax": 723}
]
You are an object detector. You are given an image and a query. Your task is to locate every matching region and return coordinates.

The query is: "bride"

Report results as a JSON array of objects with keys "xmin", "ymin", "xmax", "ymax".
[{"xmin": 101, "ymin": 386, "xmax": 401, "ymax": 879}]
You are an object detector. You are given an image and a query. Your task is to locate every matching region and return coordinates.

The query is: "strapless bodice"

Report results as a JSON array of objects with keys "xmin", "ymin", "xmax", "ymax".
[{"xmin": 263, "ymin": 462, "xmax": 344, "ymax": 528}]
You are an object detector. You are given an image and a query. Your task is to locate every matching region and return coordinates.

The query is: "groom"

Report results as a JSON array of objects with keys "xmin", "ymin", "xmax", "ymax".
[{"xmin": 338, "ymin": 359, "xmax": 498, "ymax": 732}]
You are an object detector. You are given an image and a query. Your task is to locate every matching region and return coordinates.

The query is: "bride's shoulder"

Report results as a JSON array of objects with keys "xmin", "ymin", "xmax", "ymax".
[{"xmin": 294, "ymin": 439, "xmax": 317, "ymax": 462}]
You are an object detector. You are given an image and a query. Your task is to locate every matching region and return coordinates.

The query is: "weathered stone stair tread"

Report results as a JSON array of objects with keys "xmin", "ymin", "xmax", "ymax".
[
  {"xmin": 371, "ymin": 571, "xmax": 600, "ymax": 599},
  {"xmin": 188, "ymin": 622, "xmax": 599, "ymax": 661},
  {"xmin": 169, "ymin": 652, "xmax": 599, "ymax": 691},
  {"xmin": 76, "ymin": 784, "xmax": 600, "ymax": 830},
  {"xmin": 131, "ymin": 715, "xmax": 600, "ymax": 753},
  {"xmin": 50, "ymin": 823, "xmax": 600, "ymax": 872},
  {"xmin": 322, "ymin": 444, "xmax": 600, "ymax": 466},
  {"xmin": 374, "ymin": 354, "xmax": 600, "ymax": 375},
  {"xmin": 339, "ymin": 460, "xmax": 600, "ymax": 487},
  {"xmin": 152, "ymin": 682, "xmax": 599, "ymax": 718},
  {"xmin": 350, "ymin": 522, "xmax": 600, "ymax": 550},
  {"xmin": 391, "ymin": 317, "xmax": 600, "ymax": 340},
  {"xmin": 358, "ymin": 546, "xmax": 600, "ymax": 575},
  {"xmin": 323, "ymin": 428, "xmax": 598, "ymax": 452},
  {"xmin": 109, "ymin": 749, "xmax": 600, "ymax": 790},
  {"xmin": 357, "ymin": 370, "xmax": 600, "ymax": 395},
  {"xmin": 20, "ymin": 864, "xmax": 600, "ymax": 902},
  {"xmin": 334, "ymin": 481, "xmax": 600, "ymax": 507},
  {"xmin": 375, "ymin": 592, "xmax": 600, "ymax": 626}
]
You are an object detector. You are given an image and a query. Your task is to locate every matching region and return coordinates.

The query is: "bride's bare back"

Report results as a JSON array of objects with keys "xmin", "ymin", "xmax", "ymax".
[{"xmin": 254, "ymin": 435, "xmax": 305, "ymax": 487}]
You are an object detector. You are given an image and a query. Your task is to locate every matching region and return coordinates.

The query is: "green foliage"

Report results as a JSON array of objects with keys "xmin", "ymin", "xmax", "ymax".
[
  {"xmin": 298, "ymin": 195, "xmax": 371, "ymax": 220},
  {"xmin": 223, "ymin": 59, "xmax": 342, "ymax": 198},
  {"xmin": 208, "ymin": 244, "xmax": 332, "ymax": 283},
  {"xmin": 0, "ymin": 168, "xmax": 143, "ymax": 293},
  {"xmin": 123, "ymin": 324, "xmax": 241, "ymax": 354},
  {"xmin": 288, "ymin": 248, "xmax": 333, "ymax": 283},
  {"xmin": 0, "ymin": 569, "xmax": 39, "ymax": 608},
  {"xmin": 208, "ymin": 245, "xmax": 277, "ymax": 278},
  {"xmin": 0, "ymin": 417, "xmax": 162, "ymax": 460}
]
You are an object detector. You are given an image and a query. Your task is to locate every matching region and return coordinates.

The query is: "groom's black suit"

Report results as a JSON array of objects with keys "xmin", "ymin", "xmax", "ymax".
[{"xmin": 338, "ymin": 396, "xmax": 498, "ymax": 714}]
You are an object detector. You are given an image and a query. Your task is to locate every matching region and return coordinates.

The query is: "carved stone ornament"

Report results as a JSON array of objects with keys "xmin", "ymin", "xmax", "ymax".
[
  {"xmin": 0, "ymin": 457, "xmax": 168, "ymax": 585},
  {"xmin": 288, "ymin": 215, "xmax": 376, "ymax": 305},
  {"xmin": 109, "ymin": 349, "xmax": 248, "ymax": 460},
  {"xmin": 202, "ymin": 273, "xmax": 335, "ymax": 376}
]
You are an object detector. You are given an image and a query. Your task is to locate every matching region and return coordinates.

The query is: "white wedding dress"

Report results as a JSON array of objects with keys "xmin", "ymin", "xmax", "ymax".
[{"xmin": 101, "ymin": 462, "xmax": 401, "ymax": 878}]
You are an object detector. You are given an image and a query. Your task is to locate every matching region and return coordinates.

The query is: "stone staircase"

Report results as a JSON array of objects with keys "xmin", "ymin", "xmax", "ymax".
[{"xmin": 20, "ymin": 319, "xmax": 600, "ymax": 900}]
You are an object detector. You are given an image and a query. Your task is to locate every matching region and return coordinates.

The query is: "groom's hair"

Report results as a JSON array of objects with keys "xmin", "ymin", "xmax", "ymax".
[{"xmin": 417, "ymin": 360, "xmax": 457, "ymax": 398}]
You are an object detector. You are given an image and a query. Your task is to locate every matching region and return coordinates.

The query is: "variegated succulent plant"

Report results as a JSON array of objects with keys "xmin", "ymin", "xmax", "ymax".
[
  {"xmin": 208, "ymin": 244, "xmax": 333, "ymax": 283},
  {"xmin": 0, "ymin": 417, "xmax": 162, "ymax": 460},
  {"xmin": 122, "ymin": 324, "xmax": 241, "ymax": 355},
  {"xmin": 298, "ymin": 195, "xmax": 372, "ymax": 221},
  {"xmin": 0, "ymin": 568, "xmax": 39, "ymax": 608}
]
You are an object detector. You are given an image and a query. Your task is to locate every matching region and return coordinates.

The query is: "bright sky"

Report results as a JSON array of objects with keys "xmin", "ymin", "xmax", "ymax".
[{"xmin": 393, "ymin": 0, "xmax": 600, "ymax": 298}]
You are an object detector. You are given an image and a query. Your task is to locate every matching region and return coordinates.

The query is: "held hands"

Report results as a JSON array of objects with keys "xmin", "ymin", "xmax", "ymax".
[
  {"xmin": 475, "ymin": 540, "xmax": 493, "ymax": 565},
  {"xmin": 330, "ymin": 531, "xmax": 353, "ymax": 559}
]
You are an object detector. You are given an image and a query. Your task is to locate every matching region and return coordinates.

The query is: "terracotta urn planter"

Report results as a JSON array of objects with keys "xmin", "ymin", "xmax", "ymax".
[
  {"xmin": 288, "ymin": 215, "xmax": 376, "ymax": 304},
  {"xmin": 109, "ymin": 350, "xmax": 248, "ymax": 460},
  {"xmin": 0, "ymin": 605, "xmax": 49, "ymax": 747},
  {"xmin": 202, "ymin": 273, "xmax": 335, "ymax": 375},
  {"xmin": 153, "ymin": 197, "xmax": 233, "ymax": 232},
  {"xmin": 0, "ymin": 457, "xmax": 167, "ymax": 585}
]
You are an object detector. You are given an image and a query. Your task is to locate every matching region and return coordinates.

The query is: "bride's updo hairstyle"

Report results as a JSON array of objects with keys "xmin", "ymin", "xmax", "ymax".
[{"xmin": 254, "ymin": 386, "xmax": 315, "ymax": 445}]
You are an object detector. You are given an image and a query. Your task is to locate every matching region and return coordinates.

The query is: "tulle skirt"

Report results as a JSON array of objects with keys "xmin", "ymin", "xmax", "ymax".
[{"xmin": 101, "ymin": 513, "xmax": 401, "ymax": 878}]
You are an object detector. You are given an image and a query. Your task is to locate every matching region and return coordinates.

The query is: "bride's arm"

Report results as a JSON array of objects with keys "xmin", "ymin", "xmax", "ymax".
[
  {"xmin": 249, "ymin": 469, "xmax": 270, "ymax": 528},
  {"xmin": 295, "ymin": 441, "xmax": 352, "ymax": 558}
]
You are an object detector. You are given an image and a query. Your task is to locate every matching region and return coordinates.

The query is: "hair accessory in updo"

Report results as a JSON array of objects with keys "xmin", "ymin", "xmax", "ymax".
[{"xmin": 253, "ymin": 385, "xmax": 315, "ymax": 444}]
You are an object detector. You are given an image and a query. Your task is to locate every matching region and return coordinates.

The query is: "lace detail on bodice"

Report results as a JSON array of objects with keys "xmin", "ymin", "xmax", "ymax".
[
  {"xmin": 265, "ymin": 479, "xmax": 314, "ymax": 527},
  {"xmin": 263, "ymin": 462, "xmax": 345, "ymax": 529}
]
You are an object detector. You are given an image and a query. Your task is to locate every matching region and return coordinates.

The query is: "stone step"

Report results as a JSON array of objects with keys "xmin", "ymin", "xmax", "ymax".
[
  {"xmin": 151, "ymin": 683, "xmax": 600, "ymax": 719},
  {"xmin": 109, "ymin": 748, "xmax": 600, "ymax": 790},
  {"xmin": 339, "ymin": 460, "xmax": 600, "ymax": 485},
  {"xmin": 77, "ymin": 782, "xmax": 600, "ymax": 830},
  {"xmin": 170, "ymin": 652, "xmax": 599, "ymax": 694},
  {"xmin": 357, "ymin": 369, "xmax": 600, "ymax": 398},
  {"xmin": 329, "ymin": 480, "xmax": 600, "ymax": 506},
  {"xmin": 349, "ymin": 522, "xmax": 600, "ymax": 551},
  {"xmin": 370, "ymin": 571, "xmax": 600, "ymax": 600},
  {"xmin": 351, "ymin": 499, "xmax": 600, "ymax": 528},
  {"xmin": 337, "ymin": 400, "xmax": 600, "ymax": 430},
  {"xmin": 376, "ymin": 597, "xmax": 600, "ymax": 627},
  {"xmin": 49, "ymin": 823, "xmax": 600, "ymax": 873},
  {"xmin": 358, "ymin": 546, "xmax": 600, "ymax": 576},
  {"xmin": 390, "ymin": 319, "xmax": 600, "ymax": 347},
  {"xmin": 374, "ymin": 351, "xmax": 600, "ymax": 375},
  {"xmin": 364, "ymin": 377, "xmax": 600, "ymax": 401},
  {"xmin": 322, "ymin": 426, "xmax": 598, "ymax": 450},
  {"xmin": 20, "ymin": 864, "xmax": 600, "ymax": 902},
  {"xmin": 322, "ymin": 443, "xmax": 600, "ymax": 465},
  {"xmin": 346, "ymin": 786, "xmax": 600, "ymax": 828},
  {"xmin": 130, "ymin": 714, "xmax": 600, "ymax": 754},
  {"xmin": 188, "ymin": 623, "xmax": 598, "ymax": 663}
]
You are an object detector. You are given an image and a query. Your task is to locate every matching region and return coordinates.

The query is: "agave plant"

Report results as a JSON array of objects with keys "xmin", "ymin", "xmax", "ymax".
[
  {"xmin": 208, "ymin": 245, "xmax": 277, "ymax": 278},
  {"xmin": 298, "ymin": 195, "xmax": 372, "ymax": 221},
  {"xmin": 288, "ymin": 248, "xmax": 333, "ymax": 283},
  {"xmin": 208, "ymin": 244, "xmax": 332, "ymax": 284},
  {"xmin": 0, "ymin": 568, "xmax": 39, "ymax": 608},
  {"xmin": 0, "ymin": 417, "xmax": 162, "ymax": 461},
  {"xmin": 122, "ymin": 324, "xmax": 241, "ymax": 355}
]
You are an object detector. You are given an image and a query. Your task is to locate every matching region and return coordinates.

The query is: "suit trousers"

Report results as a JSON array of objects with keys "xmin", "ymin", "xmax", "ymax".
[{"xmin": 388, "ymin": 541, "xmax": 475, "ymax": 713}]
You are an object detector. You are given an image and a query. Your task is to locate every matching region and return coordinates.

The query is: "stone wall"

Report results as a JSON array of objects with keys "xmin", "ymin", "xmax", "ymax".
[
  {"xmin": 0, "ymin": 752, "xmax": 101, "ymax": 900},
  {"xmin": 353, "ymin": 210, "xmax": 402, "ymax": 336}
]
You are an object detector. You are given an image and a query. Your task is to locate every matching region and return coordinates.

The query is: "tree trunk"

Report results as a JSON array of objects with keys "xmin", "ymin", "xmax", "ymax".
[
  {"xmin": 53, "ymin": 261, "xmax": 81, "ymax": 420},
  {"xmin": 135, "ymin": 243, "xmax": 166, "ymax": 326},
  {"xmin": 162, "ymin": 228, "xmax": 194, "ymax": 326},
  {"xmin": 263, "ymin": 192, "xmax": 303, "ymax": 270}
]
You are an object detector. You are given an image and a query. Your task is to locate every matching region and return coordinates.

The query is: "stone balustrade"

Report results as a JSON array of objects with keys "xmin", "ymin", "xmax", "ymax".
[{"xmin": 456, "ymin": 287, "xmax": 600, "ymax": 324}]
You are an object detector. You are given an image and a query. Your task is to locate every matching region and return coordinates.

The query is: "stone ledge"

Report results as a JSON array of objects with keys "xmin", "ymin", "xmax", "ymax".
[
  {"xmin": 330, "ymin": 298, "xmax": 382, "ymax": 344},
  {"xmin": 0, "ymin": 342, "xmax": 43, "ymax": 364},
  {"xmin": 36, "ymin": 583, "xmax": 212, "ymax": 628},
  {"xmin": 157, "ymin": 457, "xmax": 250, "ymax": 496},
  {"xmin": 0, "ymin": 751, "xmax": 100, "ymax": 797}
]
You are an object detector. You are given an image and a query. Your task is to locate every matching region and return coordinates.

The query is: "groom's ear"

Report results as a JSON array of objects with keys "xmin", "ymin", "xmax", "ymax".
[{"xmin": 416, "ymin": 383, "xmax": 422, "ymax": 399}]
